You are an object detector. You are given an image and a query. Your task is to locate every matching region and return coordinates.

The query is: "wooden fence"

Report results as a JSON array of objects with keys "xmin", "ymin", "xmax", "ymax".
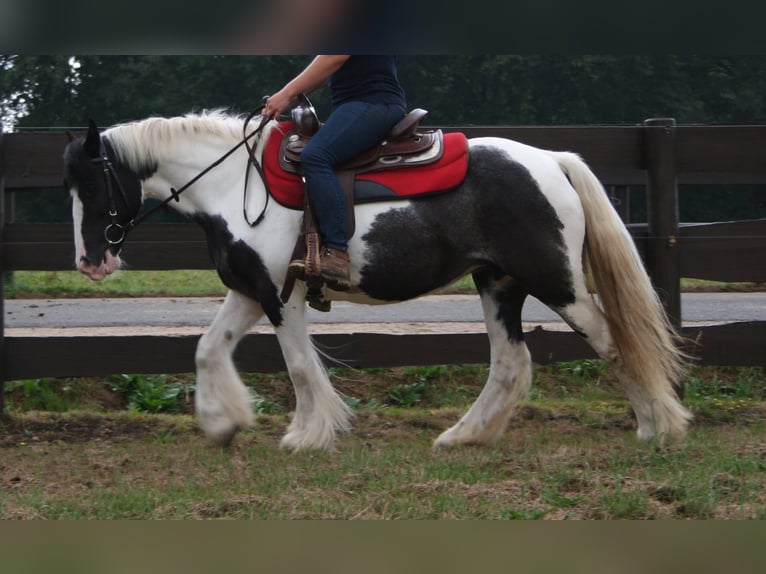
[{"xmin": 1, "ymin": 119, "xmax": 765, "ymax": 413}]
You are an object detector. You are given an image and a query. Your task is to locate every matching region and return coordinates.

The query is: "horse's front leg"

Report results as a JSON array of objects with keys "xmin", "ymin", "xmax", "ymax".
[
  {"xmin": 275, "ymin": 291, "xmax": 351, "ymax": 452},
  {"xmin": 195, "ymin": 290, "xmax": 263, "ymax": 446},
  {"xmin": 434, "ymin": 273, "xmax": 533, "ymax": 449}
]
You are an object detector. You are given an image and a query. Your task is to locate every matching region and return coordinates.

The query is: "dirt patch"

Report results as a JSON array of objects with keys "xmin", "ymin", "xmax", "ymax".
[
  {"xmin": 3, "ymin": 399, "xmax": 763, "ymax": 449},
  {"xmin": 0, "ymin": 411, "xmax": 199, "ymax": 446}
]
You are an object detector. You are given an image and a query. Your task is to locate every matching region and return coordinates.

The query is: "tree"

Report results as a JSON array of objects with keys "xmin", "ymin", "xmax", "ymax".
[
  {"xmin": 2, "ymin": 56, "xmax": 316, "ymax": 129},
  {"xmin": 6, "ymin": 55, "xmax": 766, "ymax": 129},
  {"xmin": 4, "ymin": 55, "xmax": 765, "ymax": 222}
]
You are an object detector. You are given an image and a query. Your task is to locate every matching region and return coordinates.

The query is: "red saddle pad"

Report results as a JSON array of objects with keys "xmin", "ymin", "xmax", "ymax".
[{"xmin": 262, "ymin": 121, "xmax": 469, "ymax": 209}]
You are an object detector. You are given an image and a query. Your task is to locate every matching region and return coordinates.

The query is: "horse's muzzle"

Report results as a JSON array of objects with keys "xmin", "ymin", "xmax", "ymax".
[{"xmin": 77, "ymin": 250, "xmax": 121, "ymax": 281}]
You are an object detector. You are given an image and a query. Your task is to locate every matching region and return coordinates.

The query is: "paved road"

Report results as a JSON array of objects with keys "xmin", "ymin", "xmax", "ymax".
[{"xmin": 4, "ymin": 292, "xmax": 765, "ymax": 329}]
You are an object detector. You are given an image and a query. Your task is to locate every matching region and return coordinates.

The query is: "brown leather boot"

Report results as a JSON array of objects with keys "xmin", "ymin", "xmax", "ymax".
[{"xmin": 319, "ymin": 247, "xmax": 351, "ymax": 290}]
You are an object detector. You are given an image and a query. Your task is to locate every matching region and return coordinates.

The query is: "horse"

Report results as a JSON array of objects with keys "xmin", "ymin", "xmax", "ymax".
[{"xmin": 62, "ymin": 109, "xmax": 692, "ymax": 451}]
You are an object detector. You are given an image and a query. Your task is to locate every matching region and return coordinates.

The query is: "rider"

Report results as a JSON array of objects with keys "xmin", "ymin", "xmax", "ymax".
[{"xmin": 263, "ymin": 55, "xmax": 407, "ymax": 290}]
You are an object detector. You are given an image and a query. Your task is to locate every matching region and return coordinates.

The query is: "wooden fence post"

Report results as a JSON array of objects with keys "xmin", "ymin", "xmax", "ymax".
[
  {"xmin": 0, "ymin": 132, "xmax": 6, "ymax": 418},
  {"xmin": 643, "ymin": 118, "xmax": 681, "ymax": 328}
]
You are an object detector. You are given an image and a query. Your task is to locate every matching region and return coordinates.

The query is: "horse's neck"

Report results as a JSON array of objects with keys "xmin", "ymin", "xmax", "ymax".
[
  {"xmin": 143, "ymin": 136, "xmax": 249, "ymax": 214},
  {"xmin": 111, "ymin": 115, "xmax": 273, "ymax": 216}
]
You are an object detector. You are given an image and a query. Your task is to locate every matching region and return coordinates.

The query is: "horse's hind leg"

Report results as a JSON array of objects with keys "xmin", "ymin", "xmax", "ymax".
[
  {"xmin": 195, "ymin": 290, "xmax": 262, "ymax": 446},
  {"xmin": 434, "ymin": 270, "xmax": 533, "ymax": 449},
  {"xmin": 551, "ymin": 289, "xmax": 690, "ymax": 441},
  {"xmin": 275, "ymin": 291, "xmax": 351, "ymax": 451}
]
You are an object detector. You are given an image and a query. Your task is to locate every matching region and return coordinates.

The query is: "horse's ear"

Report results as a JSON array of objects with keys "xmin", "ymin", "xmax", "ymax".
[
  {"xmin": 66, "ymin": 130, "xmax": 75, "ymax": 143},
  {"xmin": 84, "ymin": 119, "xmax": 101, "ymax": 157}
]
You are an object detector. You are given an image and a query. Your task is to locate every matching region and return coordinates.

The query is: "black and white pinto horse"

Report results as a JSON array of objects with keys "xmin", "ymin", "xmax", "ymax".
[{"xmin": 63, "ymin": 110, "xmax": 691, "ymax": 451}]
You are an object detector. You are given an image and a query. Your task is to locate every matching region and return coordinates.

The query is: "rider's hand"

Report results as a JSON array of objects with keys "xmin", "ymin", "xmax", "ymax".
[{"xmin": 263, "ymin": 89, "xmax": 296, "ymax": 120}]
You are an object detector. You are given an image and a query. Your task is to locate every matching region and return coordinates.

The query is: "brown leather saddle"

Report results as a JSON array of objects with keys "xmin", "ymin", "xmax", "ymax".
[
  {"xmin": 279, "ymin": 95, "xmax": 444, "ymax": 309},
  {"xmin": 279, "ymin": 98, "xmax": 443, "ymax": 236}
]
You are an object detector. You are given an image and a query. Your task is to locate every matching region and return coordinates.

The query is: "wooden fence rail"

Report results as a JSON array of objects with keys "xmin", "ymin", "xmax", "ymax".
[{"xmin": 1, "ymin": 120, "xmax": 765, "ymax": 414}]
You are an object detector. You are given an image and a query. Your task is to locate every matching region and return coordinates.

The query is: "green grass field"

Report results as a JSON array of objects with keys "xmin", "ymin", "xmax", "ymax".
[
  {"xmin": 2, "ymin": 270, "xmax": 765, "ymax": 519},
  {"xmin": 2, "ymin": 362, "xmax": 765, "ymax": 519},
  {"xmin": 4, "ymin": 270, "xmax": 228, "ymax": 298},
  {"xmin": 5, "ymin": 270, "xmax": 479, "ymax": 298},
  {"xmin": 5, "ymin": 269, "xmax": 762, "ymax": 299}
]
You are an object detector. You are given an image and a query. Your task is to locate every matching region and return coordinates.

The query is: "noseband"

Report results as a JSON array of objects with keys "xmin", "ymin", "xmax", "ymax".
[{"xmin": 91, "ymin": 106, "xmax": 270, "ymax": 248}]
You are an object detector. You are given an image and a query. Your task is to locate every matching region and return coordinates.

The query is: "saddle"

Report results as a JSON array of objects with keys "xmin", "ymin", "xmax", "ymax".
[
  {"xmin": 278, "ymin": 95, "xmax": 445, "ymax": 309},
  {"xmin": 279, "ymin": 100, "xmax": 443, "ymax": 236},
  {"xmin": 279, "ymin": 108, "xmax": 442, "ymax": 181}
]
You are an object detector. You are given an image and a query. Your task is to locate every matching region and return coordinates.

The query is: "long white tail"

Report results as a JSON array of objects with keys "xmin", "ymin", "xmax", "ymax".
[{"xmin": 554, "ymin": 151, "xmax": 692, "ymax": 437}]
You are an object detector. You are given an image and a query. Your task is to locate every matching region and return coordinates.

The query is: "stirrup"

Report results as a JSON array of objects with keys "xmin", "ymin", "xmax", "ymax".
[{"xmin": 287, "ymin": 258, "xmax": 306, "ymax": 280}]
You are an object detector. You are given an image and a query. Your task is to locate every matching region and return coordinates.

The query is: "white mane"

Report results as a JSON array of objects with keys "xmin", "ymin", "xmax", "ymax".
[{"xmin": 103, "ymin": 109, "xmax": 274, "ymax": 173}]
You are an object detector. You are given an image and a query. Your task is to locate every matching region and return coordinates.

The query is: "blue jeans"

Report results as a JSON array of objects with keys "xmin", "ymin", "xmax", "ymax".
[{"xmin": 301, "ymin": 101, "xmax": 405, "ymax": 251}]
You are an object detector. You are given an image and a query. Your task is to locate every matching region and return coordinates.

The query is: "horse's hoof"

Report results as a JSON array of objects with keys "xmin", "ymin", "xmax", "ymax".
[
  {"xmin": 279, "ymin": 432, "xmax": 335, "ymax": 453},
  {"xmin": 432, "ymin": 435, "xmax": 456, "ymax": 451},
  {"xmin": 203, "ymin": 423, "xmax": 240, "ymax": 448},
  {"xmin": 217, "ymin": 426, "xmax": 240, "ymax": 448}
]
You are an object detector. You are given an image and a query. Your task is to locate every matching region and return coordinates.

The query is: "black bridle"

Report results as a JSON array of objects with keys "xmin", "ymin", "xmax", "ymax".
[
  {"xmin": 91, "ymin": 138, "xmax": 135, "ymax": 246},
  {"xmin": 92, "ymin": 106, "xmax": 271, "ymax": 247}
]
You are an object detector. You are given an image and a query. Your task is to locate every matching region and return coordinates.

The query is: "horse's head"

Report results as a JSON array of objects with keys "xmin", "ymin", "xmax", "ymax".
[{"xmin": 63, "ymin": 120, "xmax": 143, "ymax": 280}]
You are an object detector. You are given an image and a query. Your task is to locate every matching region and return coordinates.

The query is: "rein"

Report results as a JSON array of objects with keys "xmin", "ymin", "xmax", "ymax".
[{"xmin": 95, "ymin": 106, "xmax": 271, "ymax": 246}]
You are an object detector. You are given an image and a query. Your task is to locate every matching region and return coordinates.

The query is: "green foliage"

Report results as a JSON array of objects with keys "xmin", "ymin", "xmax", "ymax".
[
  {"xmin": 105, "ymin": 374, "xmax": 192, "ymax": 414},
  {"xmin": 403, "ymin": 364, "xmax": 449, "ymax": 383},
  {"xmin": 5, "ymin": 378, "xmax": 72, "ymax": 412},
  {"xmin": 381, "ymin": 365, "xmax": 485, "ymax": 409},
  {"xmin": 685, "ymin": 367, "xmax": 765, "ymax": 401},
  {"xmin": 551, "ymin": 359, "xmax": 606, "ymax": 380},
  {"xmin": 3, "ymin": 55, "xmax": 314, "ymax": 130},
  {"xmin": 7, "ymin": 55, "xmax": 766, "ymax": 130},
  {"xmin": 342, "ymin": 396, "xmax": 381, "ymax": 411},
  {"xmin": 388, "ymin": 381, "xmax": 426, "ymax": 408},
  {"xmin": 250, "ymin": 394, "xmax": 281, "ymax": 415}
]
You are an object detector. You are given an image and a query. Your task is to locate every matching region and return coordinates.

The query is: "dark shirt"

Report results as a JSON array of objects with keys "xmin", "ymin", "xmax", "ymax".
[{"xmin": 327, "ymin": 56, "xmax": 407, "ymax": 109}]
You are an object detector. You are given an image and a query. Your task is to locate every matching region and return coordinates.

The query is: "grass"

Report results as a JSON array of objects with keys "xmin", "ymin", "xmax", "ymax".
[
  {"xmin": 3, "ymin": 270, "xmax": 478, "ymax": 298},
  {"xmin": 3, "ymin": 409, "xmax": 765, "ymax": 519},
  {"xmin": 4, "ymin": 270, "xmax": 764, "ymax": 299},
  {"xmin": 2, "ymin": 274, "xmax": 765, "ymax": 519},
  {"xmin": 3, "ymin": 270, "xmax": 228, "ymax": 298},
  {"xmin": 2, "ymin": 363, "xmax": 765, "ymax": 519}
]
